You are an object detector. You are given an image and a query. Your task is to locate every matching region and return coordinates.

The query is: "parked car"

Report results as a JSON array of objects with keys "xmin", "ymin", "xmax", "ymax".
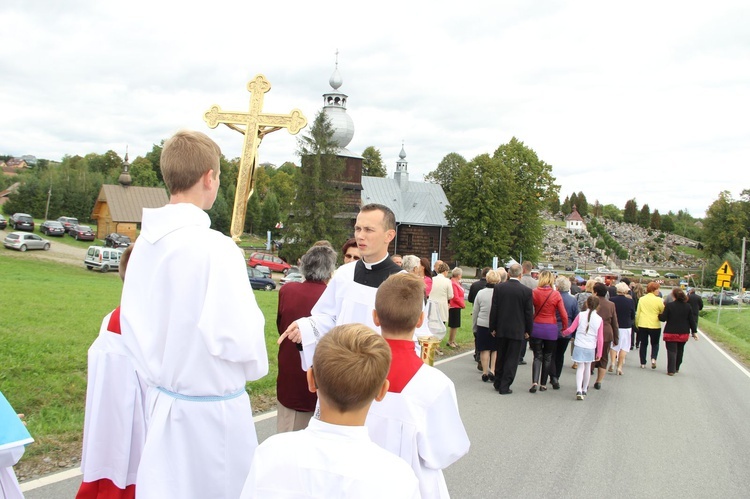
[
  {"xmin": 9, "ymin": 213, "xmax": 34, "ymax": 232},
  {"xmin": 595, "ymin": 267, "xmax": 610, "ymax": 273},
  {"xmin": 620, "ymin": 270, "xmax": 634, "ymax": 276},
  {"xmin": 709, "ymin": 291, "xmax": 738, "ymax": 305},
  {"xmin": 247, "ymin": 252, "xmax": 291, "ymax": 273},
  {"xmin": 565, "ymin": 266, "xmax": 573, "ymax": 271},
  {"xmin": 664, "ymin": 272, "xmax": 679, "ymax": 279},
  {"xmin": 0, "ymin": 214, "xmax": 6, "ymax": 230},
  {"xmin": 4, "ymin": 232, "xmax": 50, "ymax": 251},
  {"xmin": 246, "ymin": 266, "xmax": 276, "ymax": 291},
  {"xmin": 68, "ymin": 225, "xmax": 96, "ymax": 241},
  {"xmin": 57, "ymin": 216, "xmax": 79, "ymax": 233},
  {"xmin": 255, "ymin": 265, "xmax": 272, "ymax": 278},
  {"xmin": 104, "ymin": 233, "xmax": 131, "ymax": 248},
  {"xmin": 574, "ymin": 268, "xmax": 587, "ymax": 275},
  {"xmin": 84, "ymin": 246, "xmax": 122, "ymax": 272},
  {"xmin": 280, "ymin": 272, "xmax": 305, "ymax": 285},
  {"xmin": 547, "ymin": 264, "xmax": 554, "ymax": 270},
  {"xmin": 40, "ymin": 220, "xmax": 66, "ymax": 236},
  {"xmin": 642, "ymin": 269, "xmax": 660, "ymax": 278}
]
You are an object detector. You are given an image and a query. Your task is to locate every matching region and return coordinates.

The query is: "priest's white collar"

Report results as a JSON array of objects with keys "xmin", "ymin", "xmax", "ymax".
[{"xmin": 362, "ymin": 253, "xmax": 389, "ymax": 270}]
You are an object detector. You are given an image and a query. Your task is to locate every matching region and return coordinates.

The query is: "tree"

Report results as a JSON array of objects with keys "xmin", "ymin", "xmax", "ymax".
[
  {"xmin": 702, "ymin": 191, "xmax": 749, "ymax": 257},
  {"xmin": 283, "ymin": 110, "xmax": 349, "ymax": 261},
  {"xmin": 661, "ymin": 214, "xmax": 675, "ymax": 232},
  {"xmin": 650, "ymin": 209, "xmax": 662, "ymax": 230},
  {"xmin": 493, "ymin": 137, "xmax": 559, "ymax": 262},
  {"xmin": 446, "ymin": 153, "xmax": 515, "ymax": 266},
  {"xmin": 269, "ymin": 170, "xmax": 296, "ymax": 216},
  {"xmin": 129, "ymin": 157, "xmax": 161, "ymax": 187},
  {"xmin": 569, "ymin": 192, "xmax": 579, "ymax": 213},
  {"xmin": 602, "ymin": 204, "xmax": 623, "ymax": 222},
  {"xmin": 560, "ymin": 195, "xmax": 571, "ymax": 215},
  {"xmin": 424, "ymin": 152, "xmax": 467, "ymax": 199},
  {"xmin": 624, "ymin": 199, "xmax": 638, "ymax": 224},
  {"xmin": 244, "ymin": 193, "xmax": 261, "ymax": 234},
  {"xmin": 638, "ymin": 204, "xmax": 651, "ymax": 228},
  {"xmin": 144, "ymin": 141, "xmax": 165, "ymax": 184},
  {"xmin": 361, "ymin": 146, "xmax": 386, "ymax": 177},
  {"xmin": 576, "ymin": 191, "xmax": 589, "ymax": 216},
  {"xmin": 259, "ymin": 192, "xmax": 281, "ymax": 236},
  {"xmin": 547, "ymin": 194, "xmax": 560, "ymax": 215}
]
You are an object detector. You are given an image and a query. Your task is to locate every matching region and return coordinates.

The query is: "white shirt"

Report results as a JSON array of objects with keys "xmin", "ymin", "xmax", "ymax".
[
  {"xmin": 121, "ymin": 203, "xmax": 268, "ymax": 499},
  {"xmin": 241, "ymin": 418, "xmax": 420, "ymax": 498},
  {"xmin": 429, "ymin": 274, "xmax": 453, "ymax": 322},
  {"xmin": 366, "ymin": 366, "xmax": 470, "ymax": 499}
]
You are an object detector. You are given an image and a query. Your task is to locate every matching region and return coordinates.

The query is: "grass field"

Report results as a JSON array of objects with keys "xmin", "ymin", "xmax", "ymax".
[
  {"xmin": 698, "ymin": 307, "xmax": 750, "ymax": 365},
  {"xmin": 0, "ymin": 252, "xmax": 475, "ymax": 468}
]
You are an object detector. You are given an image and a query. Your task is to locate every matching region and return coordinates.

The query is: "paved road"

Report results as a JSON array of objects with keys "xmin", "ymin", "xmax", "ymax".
[{"xmin": 21, "ymin": 330, "xmax": 750, "ymax": 498}]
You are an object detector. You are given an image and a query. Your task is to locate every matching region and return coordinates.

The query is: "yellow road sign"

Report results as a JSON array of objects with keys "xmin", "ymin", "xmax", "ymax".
[{"xmin": 717, "ymin": 260, "xmax": 734, "ymax": 278}]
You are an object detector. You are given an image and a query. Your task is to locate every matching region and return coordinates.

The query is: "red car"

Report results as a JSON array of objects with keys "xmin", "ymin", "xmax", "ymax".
[
  {"xmin": 68, "ymin": 224, "xmax": 96, "ymax": 241},
  {"xmin": 247, "ymin": 252, "xmax": 290, "ymax": 273}
]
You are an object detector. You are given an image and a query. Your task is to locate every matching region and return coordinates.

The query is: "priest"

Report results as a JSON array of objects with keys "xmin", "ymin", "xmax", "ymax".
[{"xmin": 280, "ymin": 203, "xmax": 429, "ymax": 368}]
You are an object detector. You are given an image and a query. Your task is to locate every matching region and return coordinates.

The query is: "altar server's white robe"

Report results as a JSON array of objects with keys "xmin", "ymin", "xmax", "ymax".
[
  {"xmin": 0, "ymin": 392, "xmax": 32, "ymax": 499},
  {"xmin": 79, "ymin": 308, "xmax": 146, "ymax": 491},
  {"xmin": 240, "ymin": 418, "xmax": 421, "ymax": 499},
  {"xmin": 366, "ymin": 366, "xmax": 470, "ymax": 499},
  {"xmin": 121, "ymin": 203, "xmax": 268, "ymax": 499},
  {"xmin": 298, "ymin": 259, "xmax": 429, "ymax": 369}
]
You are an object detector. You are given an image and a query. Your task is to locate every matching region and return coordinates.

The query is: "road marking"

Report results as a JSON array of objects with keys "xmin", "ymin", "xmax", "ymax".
[
  {"xmin": 698, "ymin": 329, "xmax": 750, "ymax": 379},
  {"xmin": 16, "ymin": 349, "xmax": 511, "ymax": 491}
]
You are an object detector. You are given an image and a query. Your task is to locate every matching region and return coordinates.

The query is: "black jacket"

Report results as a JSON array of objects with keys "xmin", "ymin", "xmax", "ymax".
[{"xmin": 489, "ymin": 279, "xmax": 534, "ymax": 341}]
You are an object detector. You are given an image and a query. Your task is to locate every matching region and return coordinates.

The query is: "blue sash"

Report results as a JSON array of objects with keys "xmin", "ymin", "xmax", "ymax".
[
  {"xmin": 0, "ymin": 392, "xmax": 33, "ymax": 451},
  {"xmin": 156, "ymin": 386, "xmax": 246, "ymax": 402}
]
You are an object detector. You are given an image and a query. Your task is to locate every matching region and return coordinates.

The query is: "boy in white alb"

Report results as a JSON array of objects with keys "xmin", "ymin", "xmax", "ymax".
[
  {"xmin": 367, "ymin": 273, "xmax": 470, "ymax": 498},
  {"xmin": 241, "ymin": 324, "xmax": 420, "ymax": 499},
  {"xmin": 120, "ymin": 130, "xmax": 268, "ymax": 499},
  {"xmin": 77, "ymin": 245, "xmax": 145, "ymax": 499}
]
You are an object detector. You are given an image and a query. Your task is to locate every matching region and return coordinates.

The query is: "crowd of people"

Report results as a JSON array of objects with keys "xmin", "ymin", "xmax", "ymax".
[{"xmin": 468, "ymin": 262, "xmax": 702, "ymax": 399}]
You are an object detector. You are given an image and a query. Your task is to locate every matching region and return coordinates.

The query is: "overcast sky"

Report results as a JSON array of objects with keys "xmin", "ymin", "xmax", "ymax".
[{"xmin": 2, "ymin": 0, "xmax": 748, "ymax": 217}]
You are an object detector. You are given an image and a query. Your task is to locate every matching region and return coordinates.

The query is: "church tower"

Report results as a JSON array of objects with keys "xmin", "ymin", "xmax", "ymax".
[
  {"xmin": 394, "ymin": 142, "xmax": 409, "ymax": 190},
  {"xmin": 317, "ymin": 52, "xmax": 363, "ymax": 215}
]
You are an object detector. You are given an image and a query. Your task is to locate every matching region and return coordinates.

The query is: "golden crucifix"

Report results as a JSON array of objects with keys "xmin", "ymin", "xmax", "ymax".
[{"xmin": 204, "ymin": 74, "xmax": 307, "ymax": 241}]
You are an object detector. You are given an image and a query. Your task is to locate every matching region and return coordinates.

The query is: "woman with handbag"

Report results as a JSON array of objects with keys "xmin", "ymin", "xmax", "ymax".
[{"xmin": 529, "ymin": 270, "xmax": 568, "ymax": 392}]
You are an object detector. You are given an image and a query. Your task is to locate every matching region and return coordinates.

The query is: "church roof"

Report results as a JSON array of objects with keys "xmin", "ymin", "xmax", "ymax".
[
  {"xmin": 360, "ymin": 176, "xmax": 449, "ymax": 226},
  {"xmin": 565, "ymin": 206, "xmax": 584, "ymax": 222},
  {"xmin": 93, "ymin": 184, "xmax": 169, "ymax": 222}
]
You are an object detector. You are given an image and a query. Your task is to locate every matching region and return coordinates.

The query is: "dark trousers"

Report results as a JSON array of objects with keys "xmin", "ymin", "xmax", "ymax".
[
  {"xmin": 520, "ymin": 338, "xmax": 528, "ymax": 361},
  {"xmin": 494, "ymin": 338, "xmax": 523, "ymax": 393},
  {"xmin": 530, "ymin": 337, "xmax": 557, "ymax": 386},
  {"xmin": 638, "ymin": 327, "xmax": 661, "ymax": 365},
  {"xmin": 665, "ymin": 341, "xmax": 686, "ymax": 374},
  {"xmin": 552, "ymin": 336, "xmax": 570, "ymax": 380}
]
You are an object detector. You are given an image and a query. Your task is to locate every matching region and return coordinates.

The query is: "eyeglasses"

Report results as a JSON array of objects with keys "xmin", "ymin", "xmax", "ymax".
[{"xmin": 344, "ymin": 253, "xmax": 360, "ymax": 261}]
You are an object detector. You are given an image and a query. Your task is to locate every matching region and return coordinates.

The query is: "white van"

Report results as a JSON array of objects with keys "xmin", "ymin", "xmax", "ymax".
[
  {"xmin": 642, "ymin": 269, "xmax": 660, "ymax": 278},
  {"xmin": 84, "ymin": 246, "xmax": 122, "ymax": 272}
]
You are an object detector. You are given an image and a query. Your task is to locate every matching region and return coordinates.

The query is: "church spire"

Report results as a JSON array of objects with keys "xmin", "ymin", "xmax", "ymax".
[
  {"xmin": 394, "ymin": 141, "xmax": 409, "ymax": 191},
  {"xmin": 322, "ymin": 50, "xmax": 354, "ymax": 149},
  {"xmin": 118, "ymin": 146, "xmax": 132, "ymax": 187}
]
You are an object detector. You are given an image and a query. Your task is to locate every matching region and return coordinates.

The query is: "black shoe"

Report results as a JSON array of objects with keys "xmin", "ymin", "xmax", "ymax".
[
  {"xmin": 594, "ymin": 382, "xmax": 601, "ymax": 390},
  {"xmin": 499, "ymin": 389, "xmax": 513, "ymax": 395},
  {"xmin": 551, "ymin": 380, "xmax": 560, "ymax": 390},
  {"xmin": 519, "ymin": 360, "xmax": 527, "ymax": 365},
  {"xmin": 482, "ymin": 374, "xmax": 489, "ymax": 382},
  {"xmin": 529, "ymin": 384, "xmax": 538, "ymax": 393}
]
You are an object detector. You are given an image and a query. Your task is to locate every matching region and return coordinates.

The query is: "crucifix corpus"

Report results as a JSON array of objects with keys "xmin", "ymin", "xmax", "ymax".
[{"xmin": 204, "ymin": 74, "xmax": 307, "ymax": 242}]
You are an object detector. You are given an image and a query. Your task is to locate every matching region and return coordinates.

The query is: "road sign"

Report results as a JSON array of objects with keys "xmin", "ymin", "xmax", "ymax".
[{"xmin": 715, "ymin": 260, "xmax": 734, "ymax": 288}]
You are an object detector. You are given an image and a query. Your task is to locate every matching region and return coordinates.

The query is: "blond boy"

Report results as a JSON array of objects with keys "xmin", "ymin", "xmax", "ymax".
[
  {"xmin": 368, "ymin": 273, "xmax": 470, "ymax": 498},
  {"xmin": 241, "ymin": 325, "xmax": 419, "ymax": 498}
]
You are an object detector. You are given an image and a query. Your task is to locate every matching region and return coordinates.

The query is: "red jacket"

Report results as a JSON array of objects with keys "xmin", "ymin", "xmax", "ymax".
[
  {"xmin": 532, "ymin": 286, "xmax": 568, "ymax": 330},
  {"xmin": 450, "ymin": 279, "xmax": 465, "ymax": 309}
]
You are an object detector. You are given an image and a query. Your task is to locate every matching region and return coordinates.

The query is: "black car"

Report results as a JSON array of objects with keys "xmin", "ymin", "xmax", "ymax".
[
  {"xmin": 68, "ymin": 224, "xmax": 96, "ymax": 241},
  {"xmin": 9, "ymin": 213, "xmax": 34, "ymax": 231},
  {"xmin": 40, "ymin": 220, "xmax": 66, "ymax": 236},
  {"xmin": 246, "ymin": 266, "xmax": 276, "ymax": 291},
  {"xmin": 0, "ymin": 214, "xmax": 6, "ymax": 230},
  {"xmin": 104, "ymin": 233, "xmax": 132, "ymax": 248}
]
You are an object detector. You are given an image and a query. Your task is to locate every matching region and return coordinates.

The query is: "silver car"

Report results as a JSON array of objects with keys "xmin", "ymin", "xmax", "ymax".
[{"xmin": 3, "ymin": 232, "xmax": 51, "ymax": 251}]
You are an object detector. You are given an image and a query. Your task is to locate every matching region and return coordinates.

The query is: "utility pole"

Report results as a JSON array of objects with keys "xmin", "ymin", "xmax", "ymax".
[
  {"xmin": 739, "ymin": 237, "xmax": 746, "ymax": 311},
  {"xmin": 44, "ymin": 185, "xmax": 52, "ymax": 220}
]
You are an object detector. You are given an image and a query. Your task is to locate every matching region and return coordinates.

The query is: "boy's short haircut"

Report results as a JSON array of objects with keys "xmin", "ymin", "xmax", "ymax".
[
  {"xmin": 313, "ymin": 324, "xmax": 391, "ymax": 413},
  {"xmin": 160, "ymin": 130, "xmax": 221, "ymax": 194},
  {"xmin": 375, "ymin": 273, "xmax": 425, "ymax": 332}
]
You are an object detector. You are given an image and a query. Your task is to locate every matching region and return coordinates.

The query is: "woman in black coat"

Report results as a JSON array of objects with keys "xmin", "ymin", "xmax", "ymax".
[{"xmin": 658, "ymin": 287, "xmax": 698, "ymax": 376}]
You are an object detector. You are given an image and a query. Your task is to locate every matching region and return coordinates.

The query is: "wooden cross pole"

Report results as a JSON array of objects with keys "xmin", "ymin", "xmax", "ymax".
[{"xmin": 204, "ymin": 74, "xmax": 307, "ymax": 241}]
